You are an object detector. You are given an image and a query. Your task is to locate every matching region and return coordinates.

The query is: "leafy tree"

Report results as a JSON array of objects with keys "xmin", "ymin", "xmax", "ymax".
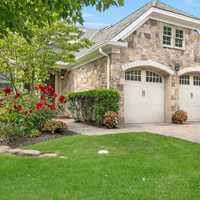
[
  {"xmin": 0, "ymin": 0, "xmax": 124, "ymax": 39},
  {"xmin": 0, "ymin": 22, "xmax": 91, "ymax": 92}
]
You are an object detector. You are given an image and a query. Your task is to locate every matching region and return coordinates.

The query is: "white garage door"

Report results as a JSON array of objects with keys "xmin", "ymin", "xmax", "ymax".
[
  {"xmin": 124, "ymin": 70, "xmax": 165, "ymax": 123},
  {"xmin": 180, "ymin": 74, "xmax": 200, "ymax": 121}
]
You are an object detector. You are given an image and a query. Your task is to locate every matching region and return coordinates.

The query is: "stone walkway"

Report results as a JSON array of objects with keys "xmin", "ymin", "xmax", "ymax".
[
  {"xmin": 61, "ymin": 119, "xmax": 200, "ymax": 143},
  {"xmin": 0, "ymin": 145, "xmax": 58, "ymax": 157}
]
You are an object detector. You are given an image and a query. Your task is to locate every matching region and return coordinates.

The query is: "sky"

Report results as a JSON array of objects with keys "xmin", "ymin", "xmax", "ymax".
[{"xmin": 82, "ymin": 0, "xmax": 200, "ymax": 29}]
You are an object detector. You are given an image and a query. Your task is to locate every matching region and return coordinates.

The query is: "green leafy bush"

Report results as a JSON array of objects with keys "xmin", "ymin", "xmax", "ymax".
[{"xmin": 67, "ymin": 89, "xmax": 120, "ymax": 126}]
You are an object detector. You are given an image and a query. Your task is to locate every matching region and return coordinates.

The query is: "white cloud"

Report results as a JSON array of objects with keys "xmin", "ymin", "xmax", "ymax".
[{"xmin": 82, "ymin": 13, "xmax": 94, "ymax": 18}]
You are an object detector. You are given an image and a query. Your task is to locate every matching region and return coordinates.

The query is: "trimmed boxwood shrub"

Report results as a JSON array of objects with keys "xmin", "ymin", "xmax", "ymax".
[{"xmin": 67, "ymin": 89, "xmax": 120, "ymax": 126}]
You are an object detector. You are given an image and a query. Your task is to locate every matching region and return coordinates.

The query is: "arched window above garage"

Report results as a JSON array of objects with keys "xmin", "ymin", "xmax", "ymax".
[
  {"xmin": 146, "ymin": 71, "xmax": 162, "ymax": 83},
  {"xmin": 125, "ymin": 70, "xmax": 141, "ymax": 81},
  {"xmin": 180, "ymin": 74, "xmax": 190, "ymax": 85}
]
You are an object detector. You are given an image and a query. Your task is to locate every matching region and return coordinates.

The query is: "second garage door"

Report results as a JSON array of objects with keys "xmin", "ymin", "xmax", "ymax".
[
  {"xmin": 179, "ymin": 74, "xmax": 200, "ymax": 121},
  {"xmin": 124, "ymin": 69, "xmax": 165, "ymax": 123}
]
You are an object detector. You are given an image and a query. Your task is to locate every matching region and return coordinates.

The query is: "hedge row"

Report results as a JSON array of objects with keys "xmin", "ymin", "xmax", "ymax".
[{"xmin": 67, "ymin": 89, "xmax": 120, "ymax": 126}]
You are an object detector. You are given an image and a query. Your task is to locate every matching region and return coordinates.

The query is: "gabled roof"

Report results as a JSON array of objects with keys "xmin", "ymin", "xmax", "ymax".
[{"xmin": 73, "ymin": 0, "xmax": 200, "ymax": 63}]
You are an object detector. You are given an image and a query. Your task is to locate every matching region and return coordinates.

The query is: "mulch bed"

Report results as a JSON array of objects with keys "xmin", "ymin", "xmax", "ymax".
[{"xmin": 0, "ymin": 130, "xmax": 77, "ymax": 148}]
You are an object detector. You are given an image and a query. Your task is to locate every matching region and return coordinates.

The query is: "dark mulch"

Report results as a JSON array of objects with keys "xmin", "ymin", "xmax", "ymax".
[{"xmin": 0, "ymin": 130, "xmax": 77, "ymax": 148}]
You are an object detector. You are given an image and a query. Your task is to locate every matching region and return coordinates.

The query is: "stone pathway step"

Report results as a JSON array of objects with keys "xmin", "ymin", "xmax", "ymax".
[{"xmin": 0, "ymin": 145, "xmax": 58, "ymax": 158}]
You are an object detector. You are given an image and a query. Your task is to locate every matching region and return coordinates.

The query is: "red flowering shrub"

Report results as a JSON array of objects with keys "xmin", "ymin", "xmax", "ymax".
[
  {"xmin": 103, "ymin": 111, "xmax": 119, "ymax": 129},
  {"xmin": 0, "ymin": 84, "xmax": 66, "ymax": 137},
  {"xmin": 59, "ymin": 95, "xmax": 65, "ymax": 103},
  {"xmin": 35, "ymin": 102, "xmax": 45, "ymax": 110},
  {"xmin": 3, "ymin": 86, "xmax": 12, "ymax": 95}
]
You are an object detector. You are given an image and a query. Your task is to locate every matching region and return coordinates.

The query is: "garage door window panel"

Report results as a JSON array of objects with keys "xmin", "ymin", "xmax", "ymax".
[
  {"xmin": 146, "ymin": 71, "xmax": 162, "ymax": 83},
  {"xmin": 193, "ymin": 76, "xmax": 200, "ymax": 86},
  {"xmin": 125, "ymin": 70, "xmax": 141, "ymax": 81},
  {"xmin": 180, "ymin": 74, "xmax": 190, "ymax": 85}
]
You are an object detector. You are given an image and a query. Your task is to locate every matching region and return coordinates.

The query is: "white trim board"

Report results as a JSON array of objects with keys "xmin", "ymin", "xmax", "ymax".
[
  {"xmin": 178, "ymin": 66, "xmax": 200, "ymax": 76},
  {"xmin": 112, "ymin": 7, "xmax": 200, "ymax": 42},
  {"xmin": 122, "ymin": 60, "xmax": 174, "ymax": 75}
]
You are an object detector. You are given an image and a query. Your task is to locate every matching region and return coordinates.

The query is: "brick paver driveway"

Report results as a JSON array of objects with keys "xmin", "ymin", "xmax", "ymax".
[{"xmin": 61, "ymin": 119, "xmax": 200, "ymax": 143}]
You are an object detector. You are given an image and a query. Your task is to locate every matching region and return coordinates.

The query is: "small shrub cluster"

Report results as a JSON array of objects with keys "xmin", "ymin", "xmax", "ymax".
[
  {"xmin": 103, "ymin": 111, "xmax": 119, "ymax": 129},
  {"xmin": 0, "ymin": 84, "xmax": 66, "ymax": 139},
  {"xmin": 67, "ymin": 89, "xmax": 120, "ymax": 127},
  {"xmin": 172, "ymin": 110, "xmax": 188, "ymax": 124},
  {"xmin": 43, "ymin": 120, "xmax": 68, "ymax": 134}
]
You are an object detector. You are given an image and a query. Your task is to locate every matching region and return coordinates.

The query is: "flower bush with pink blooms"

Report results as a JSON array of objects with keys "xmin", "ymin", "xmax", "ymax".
[{"xmin": 0, "ymin": 84, "xmax": 66, "ymax": 138}]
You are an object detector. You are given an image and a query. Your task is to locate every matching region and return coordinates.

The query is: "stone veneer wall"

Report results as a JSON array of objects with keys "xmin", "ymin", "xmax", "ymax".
[
  {"xmin": 60, "ymin": 57, "xmax": 107, "ymax": 116},
  {"xmin": 62, "ymin": 57, "xmax": 107, "ymax": 95},
  {"xmin": 110, "ymin": 19, "xmax": 200, "ymax": 122}
]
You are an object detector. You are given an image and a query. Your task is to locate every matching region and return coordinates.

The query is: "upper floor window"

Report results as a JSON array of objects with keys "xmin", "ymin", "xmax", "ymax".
[
  {"xmin": 175, "ymin": 29, "xmax": 184, "ymax": 48},
  {"xmin": 163, "ymin": 26, "xmax": 172, "ymax": 46},
  {"xmin": 180, "ymin": 74, "xmax": 190, "ymax": 85},
  {"xmin": 125, "ymin": 70, "xmax": 141, "ymax": 81},
  {"xmin": 163, "ymin": 25, "xmax": 185, "ymax": 49}
]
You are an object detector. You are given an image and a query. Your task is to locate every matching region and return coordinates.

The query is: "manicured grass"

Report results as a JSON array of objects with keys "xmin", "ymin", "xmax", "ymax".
[{"xmin": 1, "ymin": 133, "xmax": 200, "ymax": 200}]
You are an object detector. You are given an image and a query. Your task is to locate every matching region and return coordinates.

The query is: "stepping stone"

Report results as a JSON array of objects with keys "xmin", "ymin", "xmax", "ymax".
[
  {"xmin": 19, "ymin": 150, "xmax": 41, "ymax": 156},
  {"xmin": 0, "ymin": 145, "xmax": 11, "ymax": 153},
  {"xmin": 39, "ymin": 153, "xmax": 58, "ymax": 158},
  {"xmin": 98, "ymin": 149, "xmax": 109, "ymax": 155},
  {"xmin": 0, "ymin": 145, "xmax": 10, "ymax": 150},
  {"xmin": 7, "ymin": 148, "xmax": 22, "ymax": 154}
]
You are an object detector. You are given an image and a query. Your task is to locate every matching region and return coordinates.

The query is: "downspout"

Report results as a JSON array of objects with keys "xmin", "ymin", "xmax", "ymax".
[{"xmin": 99, "ymin": 48, "xmax": 110, "ymax": 89}]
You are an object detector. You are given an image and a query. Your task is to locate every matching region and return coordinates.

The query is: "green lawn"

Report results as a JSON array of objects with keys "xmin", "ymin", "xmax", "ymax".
[{"xmin": 1, "ymin": 133, "xmax": 200, "ymax": 200}]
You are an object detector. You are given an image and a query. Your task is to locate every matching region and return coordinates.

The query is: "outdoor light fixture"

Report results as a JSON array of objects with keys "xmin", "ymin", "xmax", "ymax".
[
  {"xmin": 175, "ymin": 63, "xmax": 181, "ymax": 72},
  {"xmin": 60, "ymin": 74, "xmax": 65, "ymax": 80}
]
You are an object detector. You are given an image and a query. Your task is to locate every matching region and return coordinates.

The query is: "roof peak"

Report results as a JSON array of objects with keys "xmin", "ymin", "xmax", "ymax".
[{"xmin": 152, "ymin": 0, "xmax": 160, "ymax": 6}]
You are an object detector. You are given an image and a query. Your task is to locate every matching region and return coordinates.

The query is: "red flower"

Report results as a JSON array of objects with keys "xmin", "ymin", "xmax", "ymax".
[
  {"xmin": 3, "ymin": 87, "xmax": 12, "ymax": 95},
  {"xmin": 29, "ymin": 109, "xmax": 33, "ymax": 113},
  {"xmin": 15, "ymin": 92, "xmax": 21, "ymax": 99},
  {"xmin": 35, "ymin": 84, "xmax": 46, "ymax": 93},
  {"xmin": 48, "ymin": 103, "xmax": 56, "ymax": 110},
  {"xmin": 46, "ymin": 85, "xmax": 54, "ymax": 94},
  {"xmin": 52, "ymin": 92, "xmax": 58, "ymax": 98},
  {"xmin": 35, "ymin": 102, "xmax": 45, "ymax": 110},
  {"xmin": 59, "ymin": 96, "xmax": 65, "ymax": 103},
  {"xmin": 14, "ymin": 104, "xmax": 23, "ymax": 112},
  {"xmin": 40, "ymin": 95, "xmax": 46, "ymax": 101}
]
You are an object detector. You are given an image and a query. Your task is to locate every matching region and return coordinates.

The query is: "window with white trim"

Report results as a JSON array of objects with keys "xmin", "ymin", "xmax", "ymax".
[
  {"xmin": 180, "ymin": 74, "xmax": 190, "ymax": 85},
  {"xmin": 163, "ymin": 26, "xmax": 172, "ymax": 46},
  {"xmin": 146, "ymin": 71, "xmax": 162, "ymax": 83},
  {"xmin": 125, "ymin": 70, "xmax": 141, "ymax": 81},
  {"xmin": 175, "ymin": 29, "xmax": 184, "ymax": 48},
  {"xmin": 193, "ymin": 76, "xmax": 200, "ymax": 86},
  {"xmin": 163, "ymin": 25, "xmax": 185, "ymax": 49}
]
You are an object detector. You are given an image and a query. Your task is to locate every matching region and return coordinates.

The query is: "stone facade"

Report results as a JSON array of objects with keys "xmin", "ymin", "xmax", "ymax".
[
  {"xmin": 60, "ymin": 18, "xmax": 200, "ymax": 123},
  {"xmin": 109, "ymin": 19, "xmax": 200, "ymax": 122},
  {"xmin": 61, "ymin": 57, "xmax": 107, "ymax": 95}
]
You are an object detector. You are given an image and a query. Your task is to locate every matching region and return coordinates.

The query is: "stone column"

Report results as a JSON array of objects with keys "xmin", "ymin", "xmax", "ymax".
[
  {"xmin": 55, "ymin": 71, "xmax": 62, "ymax": 96},
  {"xmin": 110, "ymin": 46, "xmax": 129, "ymax": 124},
  {"xmin": 165, "ymin": 74, "xmax": 179, "ymax": 122}
]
